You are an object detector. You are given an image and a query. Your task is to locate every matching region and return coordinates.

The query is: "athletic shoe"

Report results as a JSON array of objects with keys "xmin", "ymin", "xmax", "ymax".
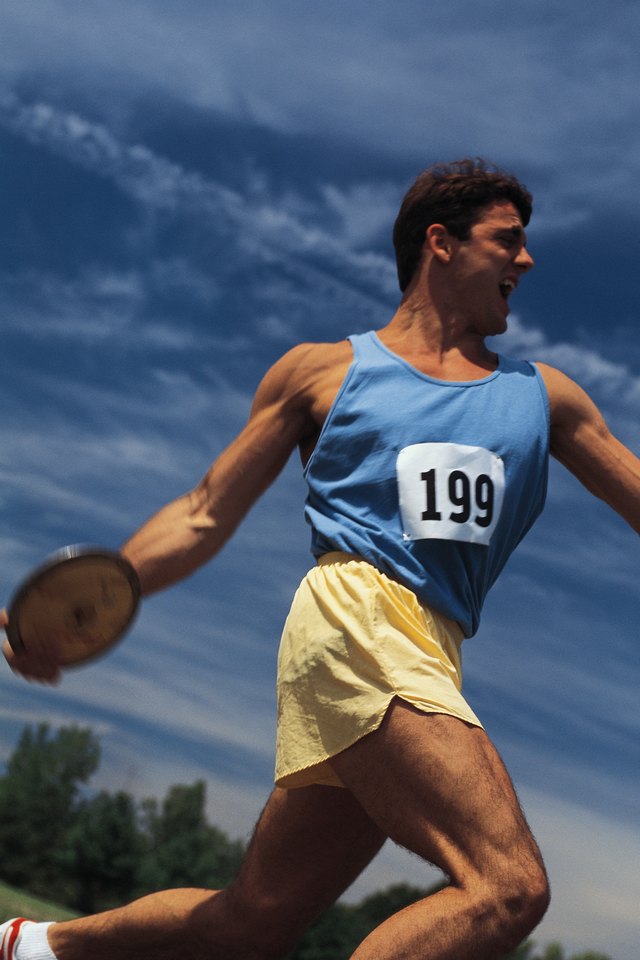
[{"xmin": 0, "ymin": 919, "xmax": 29, "ymax": 960}]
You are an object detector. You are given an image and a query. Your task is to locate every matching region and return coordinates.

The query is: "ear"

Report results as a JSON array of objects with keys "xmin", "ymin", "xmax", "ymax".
[{"xmin": 426, "ymin": 223, "xmax": 454, "ymax": 263}]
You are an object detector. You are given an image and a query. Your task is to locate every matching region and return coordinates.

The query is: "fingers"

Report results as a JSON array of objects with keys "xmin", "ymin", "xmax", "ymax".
[
  {"xmin": 3, "ymin": 640, "xmax": 62, "ymax": 684},
  {"xmin": 1, "ymin": 611, "xmax": 62, "ymax": 685}
]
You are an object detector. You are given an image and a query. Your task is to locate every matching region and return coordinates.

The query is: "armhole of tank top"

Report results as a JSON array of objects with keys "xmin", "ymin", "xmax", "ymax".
[
  {"xmin": 530, "ymin": 361, "xmax": 552, "ymax": 444},
  {"xmin": 530, "ymin": 360, "xmax": 552, "ymax": 508},
  {"xmin": 302, "ymin": 337, "xmax": 359, "ymax": 478}
]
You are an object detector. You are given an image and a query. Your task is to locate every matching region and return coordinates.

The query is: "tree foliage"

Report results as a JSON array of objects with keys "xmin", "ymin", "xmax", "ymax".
[
  {"xmin": 0, "ymin": 724, "xmax": 242, "ymax": 912},
  {"xmin": 511, "ymin": 944, "xmax": 613, "ymax": 960},
  {"xmin": 0, "ymin": 724, "xmax": 99, "ymax": 892},
  {"xmin": 136, "ymin": 781, "xmax": 244, "ymax": 893},
  {"xmin": 58, "ymin": 790, "xmax": 143, "ymax": 912}
]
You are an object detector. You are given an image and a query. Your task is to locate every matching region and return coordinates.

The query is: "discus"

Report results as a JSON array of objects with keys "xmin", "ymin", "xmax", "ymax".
[{"xmin": 5, "ymin": 546, "xmax": 141, "ymax": 667}]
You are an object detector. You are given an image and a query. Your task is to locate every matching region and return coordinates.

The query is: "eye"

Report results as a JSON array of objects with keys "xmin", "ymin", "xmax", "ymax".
[{"xmin": 497, "ymin": 227, "xmax": 526, "ymax": 250}]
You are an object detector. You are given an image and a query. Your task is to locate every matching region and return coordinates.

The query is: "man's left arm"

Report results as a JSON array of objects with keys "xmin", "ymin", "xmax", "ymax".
[{"xmin": 536, "ymin": 362, "xmax": 640, "ymax": 533}]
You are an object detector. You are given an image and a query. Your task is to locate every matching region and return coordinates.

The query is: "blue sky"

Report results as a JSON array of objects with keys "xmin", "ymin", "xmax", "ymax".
[{"xmin": 1, "ymin": 2, "xmax": 639, "ymax": 956}]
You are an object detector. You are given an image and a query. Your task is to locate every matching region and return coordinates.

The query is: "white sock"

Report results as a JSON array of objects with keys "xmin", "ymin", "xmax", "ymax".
[{"xmin": 15, "ymin": 922, "xmax": 56, "ymax": 960}]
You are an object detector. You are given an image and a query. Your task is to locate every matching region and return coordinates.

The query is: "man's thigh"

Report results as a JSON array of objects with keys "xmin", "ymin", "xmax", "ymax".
[{"xmin": 329, "ymin": 698, "xmax": 544, "ymax": 887}]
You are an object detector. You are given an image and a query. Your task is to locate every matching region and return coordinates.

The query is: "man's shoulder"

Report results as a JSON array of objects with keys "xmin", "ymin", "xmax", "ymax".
[
  {"xmin": 254, "ymin": 338, "xmax": 354, "ymax": 411},
  {"xmin": 279, "ymin": 338, "xmax": 353, "ymax": 366},
  {"xmin": 531, "ymin": 361, "xmax": 574, "ymax": 400},
  {"xmin": 266, "ymin": 338, "xmax": 353, "ymax": 384},
  {"xmin": 532, "ymin": 362, "xmax": 599, "ymax": 428}
]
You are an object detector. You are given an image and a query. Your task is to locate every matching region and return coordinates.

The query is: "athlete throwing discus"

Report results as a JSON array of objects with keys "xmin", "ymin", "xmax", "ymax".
[{"xmin": 2, "ymin": 159, "xmax": 639, "ymax": 960}]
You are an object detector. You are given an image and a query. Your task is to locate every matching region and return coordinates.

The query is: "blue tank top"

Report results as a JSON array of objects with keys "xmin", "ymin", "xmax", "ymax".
[{"xmin": 304, "ymin": 331, "xmax": 550, "ymax": 636}]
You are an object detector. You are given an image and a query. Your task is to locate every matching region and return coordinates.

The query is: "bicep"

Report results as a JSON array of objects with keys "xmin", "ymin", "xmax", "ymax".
[{"xmin": 191, "ymin": 349, "xmax": 316, "ymax": 529}]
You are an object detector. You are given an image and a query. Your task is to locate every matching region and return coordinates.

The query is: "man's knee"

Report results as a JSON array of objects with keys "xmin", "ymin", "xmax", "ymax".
[{"xmin": 484, "ymin": 858, "xmax": 550, "ymax": 950}]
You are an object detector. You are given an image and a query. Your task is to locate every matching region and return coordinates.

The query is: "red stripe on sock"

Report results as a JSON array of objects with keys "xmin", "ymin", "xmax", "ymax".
[{"xmin": 4, "ymin": 919, "xmax": 27, "ymax": 960}]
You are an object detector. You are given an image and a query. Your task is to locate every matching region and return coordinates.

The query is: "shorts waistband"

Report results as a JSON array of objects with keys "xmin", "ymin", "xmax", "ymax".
[{"xmin": 317, "ymin": 552, "xmax": 367, "ymax": 566}]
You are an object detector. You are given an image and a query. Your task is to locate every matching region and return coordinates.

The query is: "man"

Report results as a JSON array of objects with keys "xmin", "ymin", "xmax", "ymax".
[{"xmin": 2, "ymin": 159, "xmax": 639, "ymax": 960}]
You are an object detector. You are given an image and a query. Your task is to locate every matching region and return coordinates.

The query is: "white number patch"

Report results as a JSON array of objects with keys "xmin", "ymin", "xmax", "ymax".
[{"xmin": 396, "ymin": 443, "xmax": 505, "ymax": 545}]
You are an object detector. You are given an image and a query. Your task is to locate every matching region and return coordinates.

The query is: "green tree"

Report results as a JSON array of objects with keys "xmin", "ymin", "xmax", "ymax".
[
  {"xmin": 136, "ymin": 780, "xmax": 244, "ymax": 894},
  {"xmin": 57, "ymin": 790, "xmax": 143, "ymax": 912},
  {"xmin": 0, "ymin": 723, "xmax": 100, "ymax": 895},
  {"xmin": 505, "ymin": 944, "xmax": 537, "ymax": 960},
  {"xmin": 539, "ymin": 946, "xmax": 565, "ymax": 960},
  {"xmin": 287, "ymin": 903, "xmax": 364, "ymax": 960},
  {"xmin": 506, "ymin": 941, "xmax": 612, "ymax": 960},
  {"xmin": 570, "ymin": 954, "xmax": 612, "ymax": 960},
  {"xmin": 357, "ymin": 882, "xmax": 444, "ymax": 928}
]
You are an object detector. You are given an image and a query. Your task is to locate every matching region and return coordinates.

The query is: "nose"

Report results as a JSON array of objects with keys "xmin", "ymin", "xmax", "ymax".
[{"xmin": 515, "ymin": 245, "xmax": 534, "ymax": 272}]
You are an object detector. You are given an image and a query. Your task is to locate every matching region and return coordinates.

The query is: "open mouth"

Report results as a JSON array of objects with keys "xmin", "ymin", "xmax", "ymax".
[{"xmin": 499, "ymin": 279, "xmax": 516, "ymax": 300}]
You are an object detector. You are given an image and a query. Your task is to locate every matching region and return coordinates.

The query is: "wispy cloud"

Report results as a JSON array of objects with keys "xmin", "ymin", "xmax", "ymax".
[
  {"xmin": 2, "ymin": 0, "xmax": 640, "ymax": 210},
  {"xmin": 1, "ymin": 267, "xmax": 212, "ymax": 349},
  {"xmin": 0, "ymin": 91, "xmax": 399, "ymax": 303}
]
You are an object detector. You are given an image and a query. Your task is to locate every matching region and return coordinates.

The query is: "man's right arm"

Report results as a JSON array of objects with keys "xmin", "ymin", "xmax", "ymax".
[{"xmin": 2, "ymin": 342, "xmax": 327, "ymax": 680}]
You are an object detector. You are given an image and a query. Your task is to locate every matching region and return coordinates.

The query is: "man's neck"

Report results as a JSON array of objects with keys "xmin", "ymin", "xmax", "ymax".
[{"xmin": 377, "ymin": 304, "xmax": 499, "ymax": 382}]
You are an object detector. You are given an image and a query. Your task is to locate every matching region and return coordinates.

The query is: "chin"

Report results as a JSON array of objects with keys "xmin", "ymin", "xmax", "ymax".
[
  {"xmin": 494, "ymin": 318, "xmax": 509, "ymax": 336},
  {"xmin": 481, "ymin": 317, "xmax": 508, "ymax": 338}
]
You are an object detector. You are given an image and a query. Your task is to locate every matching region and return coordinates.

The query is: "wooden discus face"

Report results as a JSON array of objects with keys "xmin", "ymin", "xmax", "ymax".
[{"xmin": 7, "ymin": 550, "xmax": 140, "ymax": 666}]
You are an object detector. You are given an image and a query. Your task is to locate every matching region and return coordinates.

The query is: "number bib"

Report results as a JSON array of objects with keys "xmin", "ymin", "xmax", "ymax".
[{"xmin": 396, "ymin": 443, "xmax": 505, "ymax": 545}]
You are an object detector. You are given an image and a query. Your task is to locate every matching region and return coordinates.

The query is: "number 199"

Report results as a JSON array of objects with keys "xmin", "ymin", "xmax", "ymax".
[{"xmin": 421, "ymin": 468, "xmax": 494, "ymax": 528}]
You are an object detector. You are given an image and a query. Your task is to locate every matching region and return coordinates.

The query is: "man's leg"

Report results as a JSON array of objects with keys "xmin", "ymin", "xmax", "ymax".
[
  {"xmin": 46, "ymin": 783, "xmax": 386, "ymax": 960},
  {"xmin": 329, "ymin": 698, "xmax": 550, "ymax": 960}
]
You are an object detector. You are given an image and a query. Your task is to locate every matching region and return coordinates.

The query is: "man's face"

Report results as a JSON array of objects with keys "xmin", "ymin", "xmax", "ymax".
[{"xmin": 449, "ymin": 200, "xmax": 534, "ymax": 336}]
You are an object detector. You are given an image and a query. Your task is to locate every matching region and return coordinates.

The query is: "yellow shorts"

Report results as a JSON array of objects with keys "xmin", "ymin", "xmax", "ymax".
[{"xmin": 275, "ymin": 552, "xmax": 483, "ymax": 789}]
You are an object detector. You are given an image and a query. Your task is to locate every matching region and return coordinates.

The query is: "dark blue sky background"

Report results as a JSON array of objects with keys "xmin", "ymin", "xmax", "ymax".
[{"xmin": 1, "ymin": 3, "xmax": 639, "ymax": 956}]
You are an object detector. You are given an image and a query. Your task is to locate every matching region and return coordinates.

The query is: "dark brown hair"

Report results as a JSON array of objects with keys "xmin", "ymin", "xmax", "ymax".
[{"xmin": 392, "ymin": 158, "xmax": 533, "ymax": 292}]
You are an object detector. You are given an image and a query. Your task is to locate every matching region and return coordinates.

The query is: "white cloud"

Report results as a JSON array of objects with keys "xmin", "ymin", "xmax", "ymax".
[{"xmin": 0, "ymin": 91, "xmax": 399, "ymax": 305}]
